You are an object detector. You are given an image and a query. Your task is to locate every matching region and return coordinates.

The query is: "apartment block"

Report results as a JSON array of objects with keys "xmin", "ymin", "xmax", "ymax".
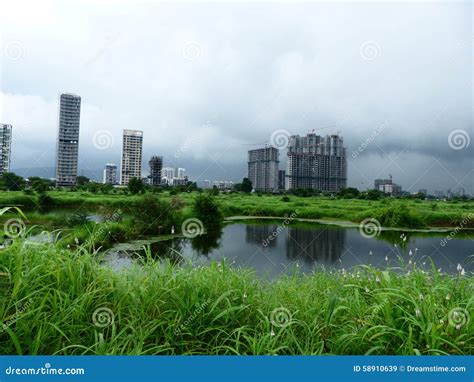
[
  {"xmin": 0, "ymin": 124, "xmax": 12, "ymax": 175},
  {"xmin": 248, "ymin": 146, "xmax": 279, "ymax": 192},
  {"xmin": 286, "ymin": 134, "xmax": 347, "ymax": 193},
  {"xmin": 120, "ymin": 129, "xmax": 143, "ymax": 185},
  {"xmin": 56, "ymin": 93, "xmax": 81, "ymax": 186},
  {"xmin": 103, "ymin": 163, "xmax": 118, "ymax": 185}
]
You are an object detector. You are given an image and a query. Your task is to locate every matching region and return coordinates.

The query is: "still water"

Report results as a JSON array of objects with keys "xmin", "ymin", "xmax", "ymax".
[{"xmin": 104, "ymin": 222, "xmax": 474, "ymax": 278}]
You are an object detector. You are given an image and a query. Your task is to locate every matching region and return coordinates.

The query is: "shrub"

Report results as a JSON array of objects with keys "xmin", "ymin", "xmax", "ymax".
[{"xmin": 192, "ymin": 194, "xmax": 222, "ymax": 232}]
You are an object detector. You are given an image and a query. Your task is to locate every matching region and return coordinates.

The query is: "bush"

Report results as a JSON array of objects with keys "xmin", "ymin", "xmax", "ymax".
[
  {"xmin": 192, "ymin": 194, "xmax": 222, "ymax": 232},
  {"xmin": 131, "ymin": 194, "xmax": 182, "ymax": 235},
  {"xmin": 281, "ymin": 196, "xmax": 290, "ymax": 202},
  {"xmin": 373, "ymin": 206, "xmax": 425, "ymax": 229}
]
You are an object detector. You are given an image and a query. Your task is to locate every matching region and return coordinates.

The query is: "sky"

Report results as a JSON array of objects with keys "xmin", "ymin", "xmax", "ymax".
[{"xmin": 0, "ymin": 0, "xmax": 472, "ymax": 193}]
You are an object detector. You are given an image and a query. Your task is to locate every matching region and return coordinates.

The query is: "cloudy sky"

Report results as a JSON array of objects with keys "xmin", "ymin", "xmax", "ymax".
[{"xmin": 0, "ymin": 0, "xmax": 472, "ymax": 193}]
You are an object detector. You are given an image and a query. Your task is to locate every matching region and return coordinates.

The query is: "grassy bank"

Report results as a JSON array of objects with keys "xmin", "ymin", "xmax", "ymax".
[
  {"xmin": 0, "ymin": 240, "xmax": 472, "ymax": 355},
  {"xmin": 0, "ymin": 191, "xmax": 472, "ymax": 229}
]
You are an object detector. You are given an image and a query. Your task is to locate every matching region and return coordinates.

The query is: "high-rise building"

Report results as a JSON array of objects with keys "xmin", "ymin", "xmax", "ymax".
[
  {"xmin": 374, "ymin": 176, "xmax": 401, "ymax": 196},
  {"xmin": 120, "ymin": 129, "xmax": 143, "ymax": 185},
  {"xmin": 0, "ymin": 124, "xmax": 12, "ymax": 175},
  {"xmin": 248, "ymin": 146, "xmax": 279, "ymax": 192},
  {"xmin": 177, "ymin": 167, "xmax": 186, "ymax": 179},
  {"xmin": 149, "ymin": 156, "xmax": 163, "ymax": 187},
  {"xmin": 286, "ymin": 134, "xmax": 347, "ymax": 192},
  {"xmin": 278, "ymin": 170, "xmax": 286, "ymax": 191},
  {"xmin": 161, "ymin": 167, "xmax": 175, "ymax": 185},
  {"xmin": 56, "ymin": 93, "xmax": 81, "ymax": 186},
  {"xmin": 103, "ymin": 163, "xmax": 118, "ymax": 185}
]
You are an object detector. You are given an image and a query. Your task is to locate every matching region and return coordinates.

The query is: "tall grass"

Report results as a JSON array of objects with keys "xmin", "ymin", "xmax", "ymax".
[{"xmin": 0, "ymin": 240, "xmax": 472, "ymax": 355}]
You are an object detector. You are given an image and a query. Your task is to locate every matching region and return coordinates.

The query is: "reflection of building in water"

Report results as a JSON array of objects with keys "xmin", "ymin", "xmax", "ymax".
[
  {"xmin": 245, "ymin": 224, "xmax": 279, "ymax": 248},
  {"xmin": 286, "ymin": 227, "xmax": 346, "ymax": 264}
]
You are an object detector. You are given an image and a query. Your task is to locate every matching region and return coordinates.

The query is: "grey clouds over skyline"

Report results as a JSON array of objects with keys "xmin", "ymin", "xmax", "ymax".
[{"xmin": 0, "ymin": 0, "xmax": 472, "ymax": 193}]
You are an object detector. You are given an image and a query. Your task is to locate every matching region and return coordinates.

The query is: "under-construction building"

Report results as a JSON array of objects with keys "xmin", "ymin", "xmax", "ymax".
[
  {"xmin": 247, "ymin": 146, "xmax": 279, "ymax": 192},
  {"xmin": 286, "ymin": 133, "xmax": 347, "ymax": 192},
  {"xmin": 149, "ymin": 156, "xmax": 163, "ymax": 187}
]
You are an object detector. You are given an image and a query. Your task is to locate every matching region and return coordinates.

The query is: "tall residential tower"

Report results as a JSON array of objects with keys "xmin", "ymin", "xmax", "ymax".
[
  {"xmin": 120, "ymin": 129, "xmax": 143, "ymax": 185},
  {"xmin": 56, "ymin": 93, "xmax": 81, "ymax": 186},
  {"xmin": 247, "ymin": 146, "xmax": 279, "ymax": 192},
  {"xmin": 286, "ymin": 133, "xmax": 347, "ymax": 193},
  {"xmin": 103, "ymin": 163, "xmax": 118, "ymax": 185},
  {"xmin": 0, "ymin": 124, "xmax": 12, "ymax": 175}
]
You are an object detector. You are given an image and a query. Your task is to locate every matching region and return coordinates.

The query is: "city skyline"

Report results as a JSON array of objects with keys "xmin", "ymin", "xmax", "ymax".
[{"xmin": 0, "ymin": 1, "xmax": 472, "ymax": 193}]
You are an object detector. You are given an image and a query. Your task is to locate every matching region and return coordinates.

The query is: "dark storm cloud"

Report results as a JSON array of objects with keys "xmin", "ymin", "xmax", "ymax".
[{"xmin": 0, "ymin": 0, "xmax": 472, "ymax": 193}]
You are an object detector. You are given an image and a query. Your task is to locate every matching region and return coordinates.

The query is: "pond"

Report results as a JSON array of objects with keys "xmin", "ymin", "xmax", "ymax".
[{"xmin": 103, "ymin": 221, "xmax": 474, "ymax": 278}]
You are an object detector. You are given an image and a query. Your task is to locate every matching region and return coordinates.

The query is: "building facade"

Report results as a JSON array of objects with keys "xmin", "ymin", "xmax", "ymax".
[
  {"xmin": 120, "ymin": 129, "xmax": 143, "ymax": 185},
  {"xmin": 56, "ymin": 93, "xmax": 81, "ymax": 186},
  {"xmin": 0, "ymin": 124, "xmax": 12, "ymax": 175},
  {"xmin": 286, "ymin": 134, "xmax": 347, "ymax": 192},
  {"xmin": 278, "ymin": 170, "xmax": 286, "ymax": 191},
  {"xmin": 103, "ymin": 163, "xmax": 118, "ymax": 185},
  {"xmin": 374, "ymin": 176, "xmax": 402, "ymax": 196},
  {"xmin": 149, "ymin": 156, "xmax": 163, "ymax": 187},
  {"xmin": 248, "ymin": 146, "xmax": 279, "ymax": 192}
]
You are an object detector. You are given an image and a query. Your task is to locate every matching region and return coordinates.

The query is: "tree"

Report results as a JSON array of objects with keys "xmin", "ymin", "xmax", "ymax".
[
  {"xmin": 0, "ymin": 172, "xmax": 25, "ymax": 191},
  {"xmin": 337, "ymin": 187, "xmax": 360, "ymax": 199},
  {"xmin": 241, "ymin": 178, "xmax": 252, "ymax": 194},
  {"xmin": 128, "ymin": 177, "xmax": 144, "ymax": 194},
  {"xmin": 192, "ymin": 194, "xmax": 222, "ymax": 232},
  {"xmin": 76, "ymin": 176, "xmax": 90, "ymax": 186},
  {"xmin": 28, "ymin": 177, "xmax": 53, "ymax": 193}
]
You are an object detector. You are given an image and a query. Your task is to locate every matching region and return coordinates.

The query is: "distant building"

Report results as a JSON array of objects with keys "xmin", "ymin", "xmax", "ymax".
[
  {"xmin": 458, "ymin": 187, "xmax": 467, "ymax": 197},
  {"xmin": 418, "ymin": 189, "xmax": 427, "ymax": 195},
  {"xmin": 177, "ymin": 167, "xmax": 186, "ymax": 179},
  {"xmin": 103, "ymin": 163, "xmax": 118, "ymax": 185},
  {"xmin": 162, "ymin": 167, "xmax": 175, "ymax": 185},
  {"xmin": 203, "ymin": 180, "xmax": 212, "ymax": 189},
  {"xmin": 120, "ymin": 129, "xmax": 143, "ymax": 185},
  {"xmin": 0, "ymin": 123, "xmax": 12, "ymax": 175},
  {"xmin": 149, "ymin": 156, "xmax": 163, "ymax": 187},
  {"xmin": 248, "ymin": 146, "xmax": 279, "ymax": 192},
  {"xmin": 286, "ymin": 134, "xmax": 347, "ymax": 192},
  {"xmin": 374, "ymin": 176, "xmax": 402, "ymax": 196},
  {"xmin": 173, "ymin": 176, "xmax": 188, "ymax": 186},
  {"xmin": 278, "ymin": 170, "xmax": 286, "ymax": 191},
  {"xmin": 56, "ymin": 93, "xmax": 81, "ymax": 186},
  {"xmin": 434, "ymin": 190, "xmax": 445, "ymax": 199}
]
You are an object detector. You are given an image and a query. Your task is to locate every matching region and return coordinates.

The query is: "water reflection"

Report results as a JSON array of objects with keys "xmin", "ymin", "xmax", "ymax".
[
  {"xmin": 103, "ymin": 222, "xmax": 473, "ymax": 278},
  {"xmin": 286, "ymin": 226, "xmax": 346, "ymax": 265}
]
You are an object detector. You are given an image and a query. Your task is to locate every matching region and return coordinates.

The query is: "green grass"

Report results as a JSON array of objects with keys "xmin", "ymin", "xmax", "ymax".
[
  {"xmin": 0, "ymin": 191, "xmax": 473, "ymax": 229},
  {"xmin": 0, "ymin": 240, "xmax": 472, "ymax": 355}
]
